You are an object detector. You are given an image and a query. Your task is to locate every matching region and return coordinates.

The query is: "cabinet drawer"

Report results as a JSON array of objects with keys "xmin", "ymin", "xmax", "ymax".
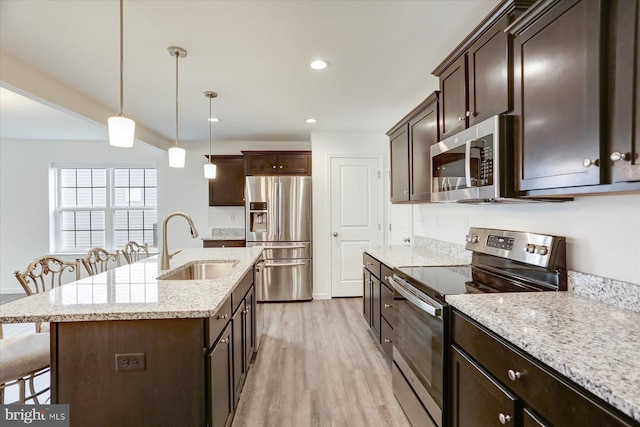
[
  {"xmin": 232, "ymin": 270, "xmax": 253, "ymax": 313},
  {"xmin": 380, "ymin": 264, "xmax": 393, "ymax": 286},
  {"xmin": 380, "ymin": 317, "xmax": 393, "ymax": 361},
  {"xmin": 207, "ymin": 297, "xmax": 232, "ymax": 347},
  {"xmin": 362, "ymin": 252, "xmax": 380, "ymax": 278},
  {"xmin": 203, "ymin": 240, "xmax": 245, "ymax": 248},
  {"xmin": 380, "ymin": 282, "xmax": 394, "ymax": 326},
  {"xmin": 452, "ymin": 311, "xmax": 634, "ymax": 427}
]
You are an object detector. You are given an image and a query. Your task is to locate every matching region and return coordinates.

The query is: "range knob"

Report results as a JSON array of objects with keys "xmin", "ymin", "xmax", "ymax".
[
  {"xmin": 466, "ymin": 235, "xmax": 479, "ymax": 244},
  {"xmin": 536, "ymin": 246, "xmax": 549, "ymax": 255},
  {"xmin": 524, "ymin": 244, "xmax": 536, "ymax": 253}
]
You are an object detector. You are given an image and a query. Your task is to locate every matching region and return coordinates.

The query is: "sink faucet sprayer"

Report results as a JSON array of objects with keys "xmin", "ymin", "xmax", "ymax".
[{"xmin": 161, "ymin": 212, "xmax": 199, "ymax": 270}]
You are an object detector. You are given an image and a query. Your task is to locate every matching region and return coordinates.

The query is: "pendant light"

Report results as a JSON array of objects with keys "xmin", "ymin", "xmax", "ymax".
[
  {"xmin": 203, "ymin": 91, "xmax": 218, "ymax": 179},
  {"xmin": 167, "ymin": 46, "xmax": 187, "ymax": 168},
  {"xmin": 108, "ymin": 0, "xmax": 135, "ymax": 147}
]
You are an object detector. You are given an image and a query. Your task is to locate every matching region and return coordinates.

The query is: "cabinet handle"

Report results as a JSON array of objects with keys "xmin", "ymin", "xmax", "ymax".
[
  {"xmin": 610, "ymin": 152, "xmax": 630, "ymax": 162},
  {"xmin": 272, "ymin": 165, "xmax": 277, "ymax": 168},
  {"xmin": 507, "ymin": 369, "xmax": 522, "ymax": 381},
  {"xmin": 384, "ymin": 339, "xmax": 392, "ymax": 343},
  {"xmin": 466, "ymin": 111, "xmax": 471, "ymax": 117},
  {"xmin": 217, "ymin": 314, "xmax": 229, "ymax": 320},
  {"xmin": 458, "ymin": 116, "xmax": 463, "ymax": 122},
  {"xmin": 384, "ymin": 276, "xmax": 390, "ymax": 281},
  {"xmin": 280, "ymin": 165, "xmax": 283, "ymax": 168},
  {"xmin": 583, "ymin": 158, "xmax": 599, "ymax": 167},
  {"xmin": 403, "ymin": 237, "xmax": 411, "ymax": 243},
  {"xmin": 384, "ymin": 304, "xmax": 392, "ymax": 308},
  {"xmin": 366, "ymin": 262, "xmax": 373, "ymax": 266},
  {"xmin": 220, "ymin": 338, "xmax": 229, "ymax": 344},
  {"xmin": 498, "ymin": 413, "xmax": 512, "ymax": 424}
]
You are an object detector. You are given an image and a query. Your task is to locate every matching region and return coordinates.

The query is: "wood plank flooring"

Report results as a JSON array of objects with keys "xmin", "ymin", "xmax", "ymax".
[{"xmin": 232, "ymin": 298, "xmax": 411, "ymax": 427}]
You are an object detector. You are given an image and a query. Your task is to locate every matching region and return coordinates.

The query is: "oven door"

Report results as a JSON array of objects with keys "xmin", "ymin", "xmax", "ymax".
[{"xmin": 390, "ymin": 275, "xmax": 444, "ymax": 427}]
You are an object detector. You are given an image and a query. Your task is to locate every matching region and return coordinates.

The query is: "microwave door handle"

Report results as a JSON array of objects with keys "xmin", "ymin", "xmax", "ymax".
[
  {"xmin": 465, "ymin": 140, "xmax": 472, "ymax": 188},
  {"xmin": 389, "ymin": 276, "xmax": 442, "ymax": 318}
]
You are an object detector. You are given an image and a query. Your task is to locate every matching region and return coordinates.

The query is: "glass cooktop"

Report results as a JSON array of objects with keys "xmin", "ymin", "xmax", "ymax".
[{"xmin": 394, "ymin": 265, "xmax": 472, "ymax": 303}]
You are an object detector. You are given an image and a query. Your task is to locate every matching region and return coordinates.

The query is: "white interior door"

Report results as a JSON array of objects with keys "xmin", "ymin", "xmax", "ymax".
[{"xmin": 330, "ymin": 156, "xmax": 382, "ymax": 297}]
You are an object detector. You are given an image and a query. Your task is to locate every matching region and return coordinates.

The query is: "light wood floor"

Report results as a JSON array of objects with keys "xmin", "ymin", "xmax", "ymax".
[{"xmin": 232, "ymin": 298, "xmax": 411, "ymax": 427}]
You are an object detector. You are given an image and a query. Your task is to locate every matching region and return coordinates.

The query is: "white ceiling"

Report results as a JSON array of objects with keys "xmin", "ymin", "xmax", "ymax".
[{"xmin": 0, "ymin": 0, "xmax": 500, "ymax": 146}]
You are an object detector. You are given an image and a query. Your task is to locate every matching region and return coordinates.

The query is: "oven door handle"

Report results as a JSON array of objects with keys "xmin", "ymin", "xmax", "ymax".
[{"xmin": 389, "ymin": 275, "xmax": 443, "ymax": 319}]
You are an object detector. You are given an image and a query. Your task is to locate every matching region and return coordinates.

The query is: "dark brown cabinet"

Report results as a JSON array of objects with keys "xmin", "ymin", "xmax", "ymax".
[
  {"xmin": 433, "ymin": 1, "xmax": 532, "ymax": 140},
  {"xmin": 207, "ymin": 155, "xmax": 245, "ymax": 206},
  {"xmin": 242, "ymin": 150, "xmax": 311, "ymax": 175},
  {"xmin": 203, "ymin": 240, "xmax": 246, "ymax": 248},
  {"xmin": 362, "ymin": 252, "xmax": 393, "ymax": 361},
  {"xmin": 510, "ymin": 0, "xmax": 604, "ymax": 192},
  {"xmin": 451, "ymin": 310, "xmax": 637, "ymax": 427},
  {"xmin": 608, "ymin": 0, "xmax": 640, "ymax": 183},
  {"xmin": 388, "ymin": 92, "xmax": 440, "ymax": 203},
  {"xmin": 207, "ymin": 324, "xmax": 233, "ymax": 427}
]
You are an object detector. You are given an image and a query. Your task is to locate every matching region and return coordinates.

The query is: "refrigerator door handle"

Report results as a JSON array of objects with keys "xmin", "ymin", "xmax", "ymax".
[
  {"xmin": 279, "ymin": 181, "xmax": 283, "ymax": 241},
  {"xmin": 263, "ymin": 261, "xmax": 307, "ymax": 268}
]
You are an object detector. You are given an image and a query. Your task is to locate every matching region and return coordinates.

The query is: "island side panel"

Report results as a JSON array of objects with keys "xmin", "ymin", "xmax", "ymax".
[{"xmin": 51, "ymin": 318, "xmax": 205, "ymax": 427}]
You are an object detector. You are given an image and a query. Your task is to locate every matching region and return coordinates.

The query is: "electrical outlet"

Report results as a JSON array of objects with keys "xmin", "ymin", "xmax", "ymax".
[{"xmin": 115, "ymin": 353, "xmax": 146, "ymax": 372}]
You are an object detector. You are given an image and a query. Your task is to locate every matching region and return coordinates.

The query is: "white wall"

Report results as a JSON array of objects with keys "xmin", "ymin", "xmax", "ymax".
[
  {"xmin": 412, "ymin": 193, "xmax": 640, "ymax": 285},
  {"xmin": 311, "ymin": 131, "xmax": 389, "ymax": 300}
]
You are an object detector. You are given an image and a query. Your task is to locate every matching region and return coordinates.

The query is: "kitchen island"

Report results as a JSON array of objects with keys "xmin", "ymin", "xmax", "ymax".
[{"xmin": 0, "ymin": 247, "xmax": 263, "ymax": 427}]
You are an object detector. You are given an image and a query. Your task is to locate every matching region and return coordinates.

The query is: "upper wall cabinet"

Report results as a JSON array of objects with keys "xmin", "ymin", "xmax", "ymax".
[
  {"xmin": 388, "ymin": 92, "xmax": 440, "ymax": 203},
  {"xmin": 242, "ymin": 151, "xmax": 311, "ymax": 176},
  {"xmin": 509, "ymin": 0, "xmax": 640, "ymax": 195},
  {"xmin": 207, "ymin": 155, "xmax": 246, "ymax": 206},
  {"xmin": 433, "ymin": 0, "xmax": 535, "ymax": 140},
  {"xmin": 608, "ymin": 0, "xmax": 640, "ymax": 183}
]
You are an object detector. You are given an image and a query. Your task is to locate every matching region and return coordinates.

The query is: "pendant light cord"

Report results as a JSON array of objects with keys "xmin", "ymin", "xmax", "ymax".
[
  {"xmin": 175, "ymin": 51, "xmax": 179, "ymax": 148},
  {"xmin": 208, "ymin": 96, "xmax": 213, "ymax": 163},
  {"xmin": 119, "ymin": 0, "xmax": 124, "ymax": 116}
]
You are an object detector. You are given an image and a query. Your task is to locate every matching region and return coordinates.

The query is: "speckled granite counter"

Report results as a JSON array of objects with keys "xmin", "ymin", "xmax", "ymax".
[
  {"xmin": 365, "ymin": 244, "xmax": 470, "ymax": 268},
  {"xmin": 202, "ymin": 228, "xmax": 245, "ymax": 241},
  {"xmin": 446, "ymin": 292, "xmax": 640, "ymax": 422},
  {"xmin": 0, "ymin": 247, "xmax": 263, "ymax": 323}
]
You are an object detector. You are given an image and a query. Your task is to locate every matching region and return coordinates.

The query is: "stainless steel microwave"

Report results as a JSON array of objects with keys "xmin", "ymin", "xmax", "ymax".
[{"xmin": 430, "ymin": 115, "xmax": 514, "ymax": 203}]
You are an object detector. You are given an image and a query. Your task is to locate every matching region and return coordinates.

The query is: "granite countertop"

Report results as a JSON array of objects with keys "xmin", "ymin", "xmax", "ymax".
[
  {"xmin": 201, "ymin": 228, "xmax": 245, "ymax": 241},
  {"xmin": 365, "ymin": 244, "xmax": 470, "ymax": 268},
  {"xmin": 0, "ymin": 247, "xmax": 263, "ymax": 323},
  {"xmin": 446, "ymin": 292, "xmax": 640, "ymax": 422}
]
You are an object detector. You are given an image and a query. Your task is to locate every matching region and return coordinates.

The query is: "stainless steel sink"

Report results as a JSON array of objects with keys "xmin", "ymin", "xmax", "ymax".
[{"xmin": 158, "ymin": 261, "xmax": 237, "ymax": 280}]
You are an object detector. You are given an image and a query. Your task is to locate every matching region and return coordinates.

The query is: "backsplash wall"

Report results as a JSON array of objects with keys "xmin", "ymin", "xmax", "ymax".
[{"xmin": 412, "ymin": 193, "xmax": 640, "ymax": 285}]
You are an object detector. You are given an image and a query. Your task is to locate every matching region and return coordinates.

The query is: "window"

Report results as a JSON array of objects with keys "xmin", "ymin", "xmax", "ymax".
[{"xmin": 53, "ymin": 166, "xmax": 157, "ymax": 253}]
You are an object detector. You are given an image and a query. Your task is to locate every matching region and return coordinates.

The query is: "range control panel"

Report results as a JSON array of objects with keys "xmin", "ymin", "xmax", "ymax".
[{"xmin": 465, "ymin": 227, "xmax": 566, "ymax": 269}]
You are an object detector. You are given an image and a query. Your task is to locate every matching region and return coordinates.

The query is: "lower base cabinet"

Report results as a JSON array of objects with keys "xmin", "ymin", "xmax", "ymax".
[
  {"xmin": 362, "ymin": 252, "xmax": 394, "ymax": 362},
  {"xmin": 451, "ymin": 310, "xmax": 637, "ymax": 427},
  {"xmin": 208, "ymin": 324, "xmax": 233, "ymax": 427}
]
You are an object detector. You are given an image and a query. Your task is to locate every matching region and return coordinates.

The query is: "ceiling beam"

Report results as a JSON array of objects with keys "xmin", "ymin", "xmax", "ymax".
[{"xmin": 0, "ymin": 52, "xmax": 172, "ymax": 150}]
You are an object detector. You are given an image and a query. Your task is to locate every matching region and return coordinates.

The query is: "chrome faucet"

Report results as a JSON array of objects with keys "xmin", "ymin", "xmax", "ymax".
[{"xmin": 160, "ymin": 212, "xmax": 199, "ymax": 270}]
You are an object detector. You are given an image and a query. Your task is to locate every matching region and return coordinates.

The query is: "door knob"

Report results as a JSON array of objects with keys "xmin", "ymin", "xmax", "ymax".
[{"xmin": 333, "ymin": 232, "xmax": 338, "ymax": 237}]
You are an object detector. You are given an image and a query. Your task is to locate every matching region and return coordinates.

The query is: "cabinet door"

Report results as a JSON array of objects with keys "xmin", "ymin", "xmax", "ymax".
[
  {"xmin": 439, "ymin": 54, "xmax": 468, "ymax": 139},
  {"xmin": 277, "ymin": 153, "xmax": 312, "ymax": 175},
  {"xmin": 232, "ymin": 304, "xmax": 244, "ymax": 405},
  {"xmin": 245, "ymin": 153, "xmax": 278, "ymax": 175},
  {"xmin": 243, "ymin": 287, "xmax": 255, "ymax": 371},
  {"xmin": 390, "ymin": 125, "xmax": 410, "ymax": 202},
  {"xmin": 208, "ymin": 325, "xmax": 233, "ymax": 427},
  {"xmin": 468, "ymin": 15, "xmax": 510, "ymax": 126},
  {"xmin": 409, "ymin": 98, "xmax": 439, "ymax": 202},
  {"xmin": 208, "ymin": 156, "xmax": 245, "ymax": 206},
  {"xmin": 608, "ymin": 0, "xmax": 640, "ymax": 182},
  {"xmin": 524, "ymin": 408, "xmax": 550, "ymax": 427},
  {"xmin": 363, "ymin": 268, "xmax": 372, "ymax": 326},
  {"xmin": 203, "ymin": 240, "xmax": 246, "ymax": 248},
  {"xmin": 450, "ymin": 347, "xmax": 518, "ymax": 427},
  {"xmin": 371, "ymin": 275, "xmax": 381, "ymax": 341},
  {"xmin": 513, "ymin": 0, "xmax": 603, "ymax": 191}
]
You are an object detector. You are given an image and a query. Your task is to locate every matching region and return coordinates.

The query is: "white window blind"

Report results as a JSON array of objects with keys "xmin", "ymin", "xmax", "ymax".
[{"xmin": 53, "ymin": 166, "xmax": 157, "ymax": 253}]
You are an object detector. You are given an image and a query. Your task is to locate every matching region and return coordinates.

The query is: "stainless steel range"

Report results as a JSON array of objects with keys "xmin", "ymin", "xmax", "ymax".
[{"xmin": 389, "ymin": 228, "xmax": 567, "ymax": 427}]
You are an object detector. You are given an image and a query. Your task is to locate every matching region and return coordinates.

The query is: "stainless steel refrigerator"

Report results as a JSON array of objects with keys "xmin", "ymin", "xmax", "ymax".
[{"xmin": 245, "ymin": 176, "xmax": 312, "ymax": 301}]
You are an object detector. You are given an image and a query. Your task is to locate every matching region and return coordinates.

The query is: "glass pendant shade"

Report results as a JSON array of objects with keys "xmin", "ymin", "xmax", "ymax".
[
  {"xmin": 108, "ymin": 116, "xmax": 135, "ymax": 147},
  {"xmin": 204, "ymin": 163, "xmax": 217, "ymax": 179},
  {"xmin": 168, "ymin": 146, "xmax": 186, "ymax": 168}
]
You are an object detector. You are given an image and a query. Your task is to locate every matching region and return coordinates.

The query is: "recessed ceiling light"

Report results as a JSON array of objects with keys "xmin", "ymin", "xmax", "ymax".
[
  {"xmin": 208, "ymin": 117, "xmax": 220, "ymax": 122},
  {"xmin": 305, "ymin": 118, "xmax": 317, "ymax": 124},
  {"xmin": 310, "ymin": 59, "xmax": 329, "ymax": 70}
]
